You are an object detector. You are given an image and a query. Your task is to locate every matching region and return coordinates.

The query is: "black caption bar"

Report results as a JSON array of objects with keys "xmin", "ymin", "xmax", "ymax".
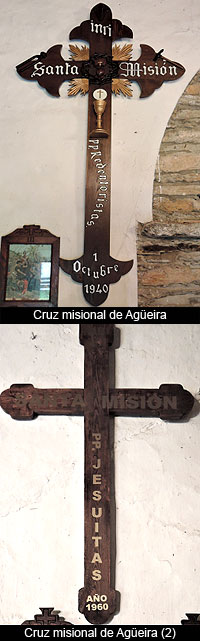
[
  {"xmin": 0, "ymin": 307, "xmax": 200, "ymax": 324},
  {"xmin": 1, "ymin": 624, "xmax": 200, "ymax": 639}
]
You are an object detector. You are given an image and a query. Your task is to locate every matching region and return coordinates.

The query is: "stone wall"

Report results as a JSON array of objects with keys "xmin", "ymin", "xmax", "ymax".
[{"xmin": 137, "ymin": 70, "xmax": 200, "ymax": 306}]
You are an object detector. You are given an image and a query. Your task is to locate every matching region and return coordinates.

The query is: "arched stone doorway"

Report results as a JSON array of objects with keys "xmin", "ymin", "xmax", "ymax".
[{"xmin": 137, "ymin": 70, "xmax": 200, "ymax": 306}]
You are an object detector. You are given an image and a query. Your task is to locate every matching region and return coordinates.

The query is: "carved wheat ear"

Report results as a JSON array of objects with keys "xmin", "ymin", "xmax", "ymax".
[
  {"xmin": 68, "ymin": 79, "xmax": 89, "ymax": 96},
  {"xmin": 69, "ymin": 44, "xmax": 89, "ymax": 60},
  {"xmin": 112, "ymin": 78, "xmax": 132, "ymax": 97}
]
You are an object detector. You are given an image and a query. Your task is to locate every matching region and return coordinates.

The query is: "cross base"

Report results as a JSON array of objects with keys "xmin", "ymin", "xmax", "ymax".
[{"xmin": 21, "ymin": 607, "xmax": 72, "ymax": 626}]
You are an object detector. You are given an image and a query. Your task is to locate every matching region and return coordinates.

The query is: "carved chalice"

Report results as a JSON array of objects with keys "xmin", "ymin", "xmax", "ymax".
[{"xmin": 90, "ymin": 88, "xmax": 108, "ymax": 138}]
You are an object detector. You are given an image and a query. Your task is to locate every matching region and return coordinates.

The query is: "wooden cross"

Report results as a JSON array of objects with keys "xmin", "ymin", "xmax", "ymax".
[
  {"xmin": 16, "ymin": 3, "xmax": 185, "ymax": 306},
  {"xmin": 0, "ymin": 324, "xmax": 194, "ymax": 625}
]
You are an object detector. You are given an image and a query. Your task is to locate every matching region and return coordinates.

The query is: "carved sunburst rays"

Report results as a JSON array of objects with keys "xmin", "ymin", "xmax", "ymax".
[
  {"xmin": 69, "ymin": 43, "xmax": 133, "ymax": 61},
  {"xmin": 68, "ymin": 79, "xmax": 89, "ymax": 96},
  {"xmin": 68, "ymin": 44, "xmax": 133, "ymax": 97},
  {"xmin": 112, "ymin": 79, "xmax": 132, "ymax": 97},
  {"xmin": 111, "ymin": 44, "xmax": 132, "ymax": 60},
  {"xmin": 69, "ymin": 44, "xmax": 90, "ymax": 60}
]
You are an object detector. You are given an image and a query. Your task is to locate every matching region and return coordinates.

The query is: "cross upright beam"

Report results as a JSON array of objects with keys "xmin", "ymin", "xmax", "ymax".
[
  {"xmin": 0, "ymin": 324, "xmax": 194, "ymax": 624},
  {"xmin": 59, "ymin": 3, "xmax": 134, "ymax": 305},
  {"xmin": 78, "ymin": 325, "xmax": 118, "ymax": 622}
]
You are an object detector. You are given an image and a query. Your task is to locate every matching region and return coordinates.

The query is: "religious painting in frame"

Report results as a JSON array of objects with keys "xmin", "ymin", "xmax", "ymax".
[{"xmin": 0, "ymin": 225, "xmax": 60, "ymax": 307}]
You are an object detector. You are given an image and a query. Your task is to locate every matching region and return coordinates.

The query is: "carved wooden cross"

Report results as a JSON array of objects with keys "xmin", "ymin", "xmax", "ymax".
[
  {"xmin": 0, "ymin": 324, "xmax": 194, "ymax": 625},
  {"xmin": 16, "ymin": 3, "xmax": 185, "ymax": 306}
]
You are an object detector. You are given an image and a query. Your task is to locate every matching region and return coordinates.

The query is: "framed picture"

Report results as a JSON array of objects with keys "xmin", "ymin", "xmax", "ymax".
[{"xmin": 0, "ymin": 226, "xmax": 60, "ymax": 306}]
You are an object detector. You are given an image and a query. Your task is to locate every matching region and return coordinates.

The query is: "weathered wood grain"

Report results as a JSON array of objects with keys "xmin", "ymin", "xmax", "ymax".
[{"xmin": 0, "ymin": 324, "xmax": 194, "ymax": 623}]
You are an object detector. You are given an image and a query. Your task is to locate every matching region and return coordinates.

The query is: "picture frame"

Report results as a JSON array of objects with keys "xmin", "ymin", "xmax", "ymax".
[{"xmin": 0, "ymin": 225, "xmax": 60, "ymax": 307}]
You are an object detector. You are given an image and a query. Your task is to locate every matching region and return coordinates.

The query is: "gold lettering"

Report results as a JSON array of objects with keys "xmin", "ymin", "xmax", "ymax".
[
  {"xmin": 92, "ymin": 507, "xmax": 102, "ymax": 518},
  {"xmin": 92, "ymin": 536, "xmax": 102, "ymax": 547},
  {"xmin": 93, "ymin": 458, "xmax": 101, "ymax": 469},
  {"xmin": 93, "ymin": 474, "xmax": 101, "ymax": 485},
  {"xmin": 92, "ymin": 490, "xmax": 102, "ymax": 501},
  {"xmin": 91, "ymin": 552, "xmax": 102, "ymax": 564},
  {"xmin": 92, "ymin": 441, "xmax": 101, "ymax": 449},
  {"xmin": 92, "ymin": 569, "xmax": 101, "ymax": 581}
]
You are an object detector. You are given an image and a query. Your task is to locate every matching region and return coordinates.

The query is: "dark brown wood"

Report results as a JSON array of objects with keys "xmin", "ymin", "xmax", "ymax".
[
  {"xmin": 0, "ymin": 384, "xmax": 84, "ymax": 419},
  {"xmin": 181, "ymin": 614, "xmax": 200, "ymax": 625},
  {"xmin": 0, "ymin": 324, "xmax": 195, "ymax": 624},
  {"xmin": 16, "ymin": 4, "xmax": 185, "ymax": 99},
  {"xmin": 69, "ymin": 3, "xmax": 132, "ymax": 44},
  {"xmin": 60, "ymin": 3, "xmax": 134, "ymax": 305},
  {"xmin": 16, "ymin": 3, "xmax": 185, "ymax": 306},
  {"xmin": 118, "ymin": 44, "xmax": 185, "ymax": 98},
  {"xmin": 16, "ymin": 47, "xmax": 83, "ymax": 97},
  {"xmin": 0, "ymin": 225, "xmax": 60, "ymax": 307},
  {"xmin": 78, "ymin": 324, "xmax": 118, "ymax": 623},
  {"xmin": 1, "ymin": 383, "xmax": 193, "ymax": 421}
]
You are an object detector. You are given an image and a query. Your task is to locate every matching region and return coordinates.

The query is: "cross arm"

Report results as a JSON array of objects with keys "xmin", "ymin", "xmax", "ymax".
[
  {"xmin": 0, "ymin": 384, "xmax": 84, "ymax": 420},
  {"xmin": 16, "ymin": 46, "xmax": 84, "ymax": 97},
  {"xmin": 0, "ymin": 383, "xmax": 194, "ymax": 421},
  {"xmin": 109, "ymin": 384, "xmax": 194, "ymax": 420},
  {"xmin": 117, "ymin": 44, "xmax": 185, "ymax": 98},
  {"xmin": 15, "ymin": 2, "xmax": 134, "ymax": 100}
]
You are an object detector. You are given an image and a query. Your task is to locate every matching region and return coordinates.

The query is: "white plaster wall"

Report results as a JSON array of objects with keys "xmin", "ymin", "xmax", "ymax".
[
  {"xmin": 0, "ymin": 323, "xmax": 199, "ymax": 624},
  {"xmin": 0, "ymin": 0, "xmax": 200, "ymax": 306}
]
